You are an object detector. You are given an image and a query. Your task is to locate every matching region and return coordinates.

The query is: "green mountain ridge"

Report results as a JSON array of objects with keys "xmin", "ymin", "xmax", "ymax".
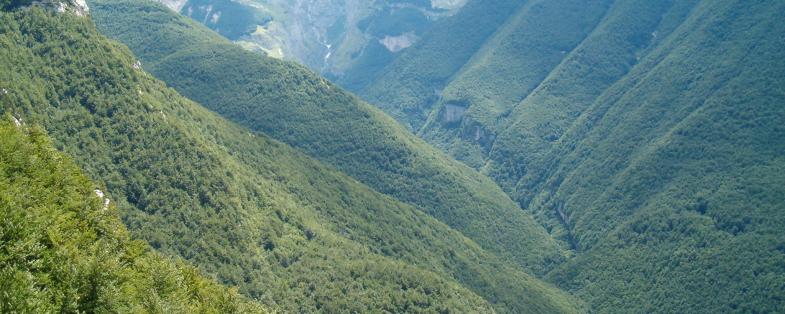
[
  {"xmin": 354, "ymin": 0, "xmax": 785, "ymax": 311},
  {"xmin": 419, "ymin": 0, "xmax": 617, "ymax": 169},
  {"xmin": 6, "ymin": 0, "xmax": 781, "ymax": 311},
  {"xmin": 0, "ymin": 119, "xmax": 266, "ymax": 313},
  {"xmin": 88, "ymin": 0, "xmax": 567, "ymax": 279},
  {"xmin": 534, "ymin": 1, "xmax": 785, "ymax": 311},
  {"xmin": 0, "ymin": 6, "xmax": 581, "ymax": 313},
  {"xmin": 359, "ymin": 0, "xmax": 528, "ymax": 129}
]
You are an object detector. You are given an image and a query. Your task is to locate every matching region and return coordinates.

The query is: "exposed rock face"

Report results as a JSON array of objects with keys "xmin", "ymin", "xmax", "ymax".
[
  {"xmin": 156, "ymin": 0, "xmax": 188, "ymax": 12},
  {"xmin": 379, "ymin": 33, "xmax": 416, "ymax": 53},
  {"xmin": 94, "ymin": 189, "xmax": 110, "ymax": 210},
  {"xmin": 463, "ymin": 123, "xmax": 495, "ymax": 150},
  {"xmin": 431, "ymin": 0, "xmax": 467, "ymax": 10},
  {"xmin": 442, "ymin": 103, "xmax": 466, "ymax": 124},
  {"xmin": 71, "ymin": 0, "xmax": 88, "ymax": 14},
  {"xmin": 36, "ymin": 0, "xmax": 89, "ymax": 16}
]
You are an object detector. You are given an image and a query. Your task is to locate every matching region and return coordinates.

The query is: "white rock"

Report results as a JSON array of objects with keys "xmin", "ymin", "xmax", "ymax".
[
  {"xmin": 71, "ymin": 0, "xmax": 89, "ymax": 16},
  {"xmin": 12, "ymin": 116, "xmax": 21, "ymax": 127},
  {"xmin": 95, "ymin": 189, "xmax": 110, "ymax": 210},
  {"xmin": 154, "ymin": 0, "xmax": 189, "ymax": 12},
  {"xmin": 50, "ymin": 0, "xmax": 89, "ymax": 16},
  {"xmin": 431, "ymin": 0, "xmax": 467, "ymax": 10},
  {"xmin": 379, "ymin": 33, "xmax": 416, "ymax": 53},
  {"xmin": 72, "ymin": 0, "xmax": 88, "ymax": 11},
  {"xmin": 442, "ymin": 103, "xmax": 466, "ymax": 123}
]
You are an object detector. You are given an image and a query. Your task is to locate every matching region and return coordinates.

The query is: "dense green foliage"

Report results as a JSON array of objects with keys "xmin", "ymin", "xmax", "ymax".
[
  {"xmin": 89, "ymin": 0, "xmax": 568, "ymax": 279},
  {"xmin": 357, "ymin": 0, "xmax": 785, "ymax": 312},
  {"xmin": 0, "ymin": 0, "xmax": 33, "ymax": 10},
  {"xmin": 418, "ymin": 0, "xmax": 614, "ymax": 168},
  {"xmin": 180, "ymin": 0, "xmax": 266, "ymax": 40},
  {"xmin": 0, "ymin": 120, "xmax": 265, "ymax": 313},
  {"xmin": 0, "ymin": 7, "xmax": 581, "ymax": 313},
  {"xmin": 358, "ymin": 0, "xmax": 528, "ymax": 129},
  {"xmin": 535, "ymin": 1, "xmax": 785, "ymax": 311},
  {"xmin": 485, "ymin": 0, "xmax": 702, "ymax": 231}
]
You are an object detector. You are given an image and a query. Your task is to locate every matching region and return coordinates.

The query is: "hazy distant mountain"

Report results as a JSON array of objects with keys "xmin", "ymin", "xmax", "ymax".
[{"xmin": 154, "ymin": 0, "xmax": 466, "ymax": 86}]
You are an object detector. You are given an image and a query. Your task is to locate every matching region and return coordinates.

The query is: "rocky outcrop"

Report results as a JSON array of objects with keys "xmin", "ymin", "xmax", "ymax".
[
  {"xmin": 71, "ymin": 0, "xmax": 88, "ymax": 15},
  {"xmin": 441, "ymin": 102, "xmax": 466, "ymax": 125},
  {"xmin": 431, "ymin": 0, "xmax": 467, "ymax": 10},
  {"xmin": 155, "ymin": 0, "xmax": 188, "ymax": 12},
  {"xmin": 30, "ymin": 0, "xmax": 89, "ymax": 16},
  {"xmin": 94, "ymin": 188, "xmax": 110, "ymax": 210},
  {"xmin": 379, "ymin": 33, "xmax": 416, "ymax": 53}
]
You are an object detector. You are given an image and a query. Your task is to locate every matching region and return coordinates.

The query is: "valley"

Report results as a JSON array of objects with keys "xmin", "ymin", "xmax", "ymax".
[{"xmin": 2, "ymin": 0, "xmax": 784, "ymax": 312}]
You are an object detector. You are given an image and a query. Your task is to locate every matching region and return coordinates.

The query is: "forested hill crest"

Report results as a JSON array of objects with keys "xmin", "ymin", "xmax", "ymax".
[
  {"xmin": 0, "ymin": 7, "xmax": 581, "ymax": 313},
  {"xmin": 0, "ymin": 118, "xmax": 266, "ymax": 313},
  {"xmin": 88, "ymin": 0, "xmax": 568, "ymax": 279}
]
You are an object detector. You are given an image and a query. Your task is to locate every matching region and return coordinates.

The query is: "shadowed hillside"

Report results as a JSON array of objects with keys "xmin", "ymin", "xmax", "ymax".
[
  {"xmin": 0, "ymin": 6, "xmax": 581, "ymax": 313},
  {"xmin": 356, "ymin": 0, "xmax": 785, "ymax": 311}
]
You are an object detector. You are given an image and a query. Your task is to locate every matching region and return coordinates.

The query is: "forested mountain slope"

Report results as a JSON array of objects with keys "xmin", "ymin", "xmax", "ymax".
[
  {"xmin": 0, "ymin": 7, "xmax": 581, "ymax": 313},
  {"xmin": 359, "ymin": 0, "xmax": 528, "ymax": 129},
  {"xmin": 0, "ymin": 119, "xmax": 265, "ymax": 313},
  {"xmin": 418, "ymin": 0, "xmax": 617, "ymax": 168},
  {"xmin": 362, "ymin": 0, "xmax": 699, "ymax": 167},
  {"xmin": 88, "ymin": 0, "xmax": 568, "ymax": 277},
  {"xmin": 533, "ymin": 1, "xmax": 785, "ymax": 311},
  {"xmin": 358, "ymin": 0, "xmax": 785, "ymax": 312},
  {"xmin": 484, "ymin": 0, "xmax": 701, "ymax": 193}
]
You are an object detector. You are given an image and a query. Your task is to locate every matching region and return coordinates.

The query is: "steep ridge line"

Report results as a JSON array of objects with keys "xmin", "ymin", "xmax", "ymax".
[{"xmin": 89, "ymin": 0, "xmax": 569, "ymax": 278}]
